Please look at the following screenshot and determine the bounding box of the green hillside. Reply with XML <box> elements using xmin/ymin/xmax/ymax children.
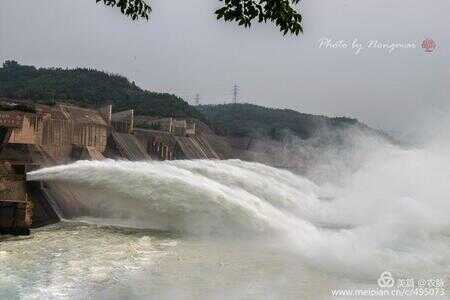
<box><xmin>0</xmin><ymin>60</ymin><xmax>204</xmax><ymax>120</ymax></box>
<box><xmin>197</xmin><ymin>103</ymin><xmax>375</xmax><ymax>139</ymax></box>
<box><xmin>0</xmin><ymin>60</ymin><xmax>391</xmax><ymax>144</ymax></box>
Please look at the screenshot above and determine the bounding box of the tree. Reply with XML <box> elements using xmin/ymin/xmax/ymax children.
<box><xmin>0</xmin><ymin>61</ymin><xmax>208</xmax><ymax>122</ymax></box>
<box><xmin>97</xmin><ymin>0</ymin><xmax>303</xmax><ymax>35</ymax></box>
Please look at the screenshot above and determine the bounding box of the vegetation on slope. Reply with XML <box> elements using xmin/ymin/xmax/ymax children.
<box><xmin>197</xmin><ymin>103</ymin><xmax>367</xmax><ymax>139</ymax></box>
<box><xmin>0</xmin><ymin>60</ymin><xmax>391</xmax><ymax>144</ymax></box>
<box><xmin>0</xmin><ymin>60</ymin><xmax>205</xmax><ymax>121</ymax></box>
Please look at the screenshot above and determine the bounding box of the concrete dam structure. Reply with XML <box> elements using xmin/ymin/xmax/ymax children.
<box><xmin>109</xmin><ymin>131</ymin><xmax>151</xmax><ymax>161</ymax></box>
<box><xmin>134</xmin><ymin>117</ymin><xmax>222</xmax><ymax>160</ymax></box>
<box><xmin>0</xmin><ymin>100</ymin><xmax>225</xmax><ymax>235</ymax></box>
<box><xmin>174</xmin><ymin>136</ymin><xmax>219</xmax><ymax>159</ymax></box>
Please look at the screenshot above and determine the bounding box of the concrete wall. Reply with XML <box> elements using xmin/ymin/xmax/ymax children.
<box><xmin>72</xmin><ymin>124</ymin><xmax>108</xmax><ymax>153</ymax></box>
<box><xmin>41</xmin><ymin>118</ymin><xmax>73</xmax><ymax>147</ymax></box>
<box><xmin>98</xmin><ymin>105</ymin><xmax>112</xmax><ymax>125</ymax></box>
<box><xmin>6</xmin><ymin>109</ymin><xmax>108</xmax><ymax>155</ymax></box>
<box><xmin>8</xmin><ymin>114</ymin><xmax>42</xmax><ymax>145</ymax></box>
<box><xmin>112</xmin><ymin>109</ymin><xmax>134</xmax><ymax>134</ymax></box>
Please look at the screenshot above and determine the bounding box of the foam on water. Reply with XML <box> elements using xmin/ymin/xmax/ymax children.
<box><xmin>27</xmin><ymin>138</ymin><xmax>450</xmax><ymax>282</ymax></box>
<box><xmin>0</xmin><ymin>222</ymin><xmax>177</xmax><ymax>299</ymax></box>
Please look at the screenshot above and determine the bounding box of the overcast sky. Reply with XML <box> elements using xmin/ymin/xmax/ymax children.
<box><xmin>1</xmin><ymin>0</ymin><xmax>449</xmax><ymax>134</ymax></box>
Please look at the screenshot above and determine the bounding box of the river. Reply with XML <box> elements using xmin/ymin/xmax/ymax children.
<box><xmin>1</xmin><ymin>137</ymin><xmax>449</xmax><ymax>299</ymax></box>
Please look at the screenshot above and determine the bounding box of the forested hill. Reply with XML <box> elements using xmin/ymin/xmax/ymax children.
<box><xmin>0</xmin><ymin>60</ymin><xmax>204</xmax><ymax>120</ymax></box>
<box><xmin>0</xmin><ymin>61</ymin><xmax>390</xmax><ymax>143</ymax></box>
<box><xmin>197</xmin><ymin>103</ymin><xmax>389</xmax><ymax>140</ymax></box>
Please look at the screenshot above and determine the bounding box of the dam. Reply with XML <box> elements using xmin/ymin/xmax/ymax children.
<box><xmin>0</xmin><ymin>99</ymin><xmax>222</xmax><ymax>235</ymax></box>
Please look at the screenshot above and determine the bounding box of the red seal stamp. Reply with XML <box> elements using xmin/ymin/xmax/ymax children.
<box><xmin>422</xmin><ymin>38</ymin><xmax>436</xmax><ymax>53</ymax></box>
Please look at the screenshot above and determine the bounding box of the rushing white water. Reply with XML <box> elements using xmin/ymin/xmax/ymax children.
<box><xmin>26</xmin><ymin>139</ymin><xmax>450</xmax><ymax>284</ymax></box>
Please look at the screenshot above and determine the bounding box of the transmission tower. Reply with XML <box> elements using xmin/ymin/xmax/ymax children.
<box><xmin>195</xmin><ymin>93</ymin><xmax>200</xmax><ymax>106</ymax></box>
<box><xmin>232</xmin><ymin>83</ymin><xmax>239</xmax><ymax>104</ymax></box>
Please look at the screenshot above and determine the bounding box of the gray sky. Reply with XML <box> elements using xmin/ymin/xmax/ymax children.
<box><xmin>1</xmin><ymin>0</ymin><xmax>449</xmax><ymax>133</ymax></box>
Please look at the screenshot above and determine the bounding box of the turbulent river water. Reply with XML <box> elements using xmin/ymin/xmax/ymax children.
<box><xmin>1</xmin><ymin>136</ymin><xmax>449</xmax><ymax>299</ymax></box>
